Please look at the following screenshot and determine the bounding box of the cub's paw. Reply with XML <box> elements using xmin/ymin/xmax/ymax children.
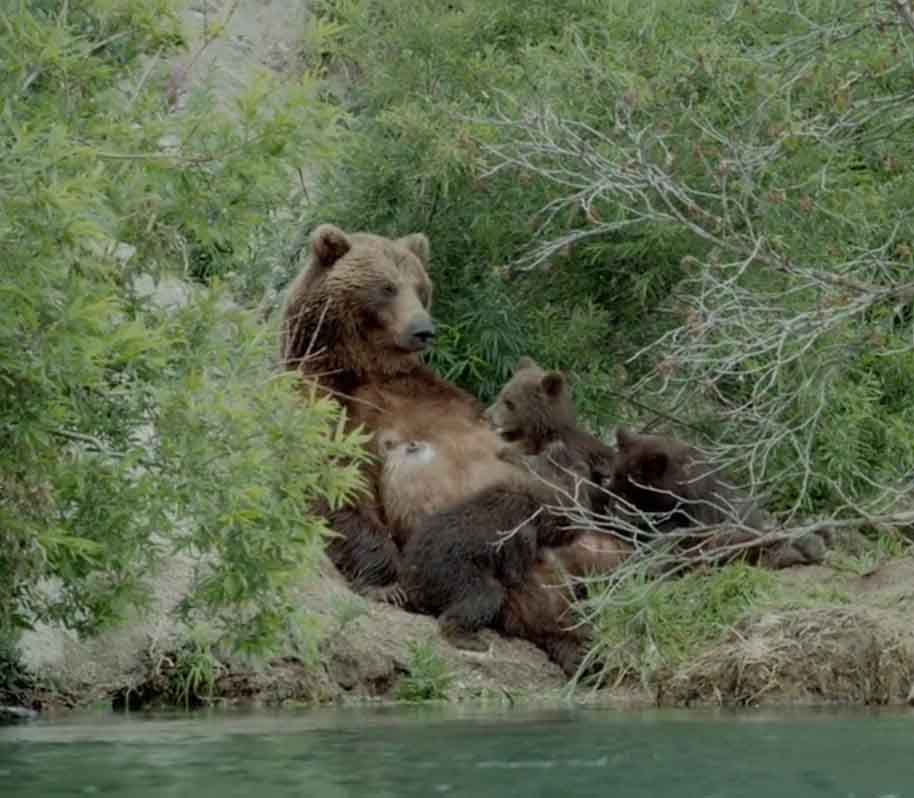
<box><xmin>545</xmin><ymin>637</ymin><xmax>588</xmax><ymax>679</ymax></box>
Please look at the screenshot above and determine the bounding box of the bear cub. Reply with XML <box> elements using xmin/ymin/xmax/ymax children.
<box><xmin>484</xmin><ymin>357</ymin><xmax>617</xmax><ymax>508</ymax></box>
<box><xmin>484</xmin><ymin>356</ymin><xmax>634</xmax><ymax>584</ymax></box>
<box><xmin>393</xmin><ymin>434</ymin><xmax>594</xmax><ymax>652</ymax></box>
<box><xmin>609</xmin><ymin>427</ymin><xmax>829</xmax><ymax>568</ymax></box>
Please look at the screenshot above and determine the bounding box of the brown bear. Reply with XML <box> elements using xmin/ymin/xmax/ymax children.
<box><xmin>609</xmin><ymin>427</ymin><xmax>829</xmax><ymax>568</ymax></box>
<box><xmin>279</xmin><ymin>224</ymin><xmax>628</xmax><ymax>672</ymax></box>
<box><xmin>376</xmin><ymin>427</ymin><xmax>611</xmax><ymax>674</ymax></box>
<box><xmin>485</xmin><ymin>357</ymin><xmax>617</xmax><ymax>486</ymax></box>
<box><xmin>484</xmin><ymin>356</ymin><xmax>634</xmax><ymax>576</ymax></box>
<box><xmin>479</xmin><ymin>358</ymin><xmax>635</xmax><ymax>673</ymax></box>
<box><xmin>389</xmin><ymin>436</ymin><xmax>593</xmax><ymax>655</ymax></box>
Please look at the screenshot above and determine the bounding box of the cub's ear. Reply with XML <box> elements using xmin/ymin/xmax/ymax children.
<box><xmin>398</xmin><ymin>233</ymin><xmax>431</xmax><ymax>268</ymax></box>
<box><xmin>616</xmin><ymin>427</ymin><xmax>636</xmax><ymax>449</ymax></box>
<box><xmin>640</xmin><ymin>451</ymin><xmax>669</xmax><ymax>481</ymax></box>
<box><xmin>311</xmin><ymin>224</ymin><xmax>351</xmax><ymax>270</ymax></box>
<box><xmin>515</xmin><ymin>356</ymin><xmax>539</xmax><ymax>374</ymax></box>
<box><xmin>541</xmin><ymin>371</ymin><xmax>565</xmax><ymax>398</ymax></box>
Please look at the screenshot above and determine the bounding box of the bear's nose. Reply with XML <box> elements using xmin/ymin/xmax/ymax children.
<box><xmin>407</xmin><ymin>318</ymin><xmax>436</xmax><ymax>345</ymax></box>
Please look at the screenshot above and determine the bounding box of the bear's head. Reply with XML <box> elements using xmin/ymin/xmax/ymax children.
<box><xmin>609</xmin><ymin>427</ymin><xmax>697</xmax><ymax>518</ymax></box>
<box><xmin>484</xmin><ymin>356</ymin><xmax>576</xmax><ymax>451</ymax></box>
<box><xmin>610</xmin><ymin>428</ymin><xmax>766</xmax><ymax>531</ymax></box>
<box><xmin>281</xmin><ymin>224</ymin><xmax>434</xmax><ymax>378</ymax></box>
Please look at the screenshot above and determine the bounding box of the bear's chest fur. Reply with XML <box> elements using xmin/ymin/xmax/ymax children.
<box><xmin>348</xmin><ymin>371</ymin><xmax>520</xmax><ymax>536</ymax></box>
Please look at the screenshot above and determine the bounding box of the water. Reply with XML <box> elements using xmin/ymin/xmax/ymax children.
<box><xmin>2</xmin><ymin>704</ymin><xmax>913</xmax><ymax>797</ymax></box>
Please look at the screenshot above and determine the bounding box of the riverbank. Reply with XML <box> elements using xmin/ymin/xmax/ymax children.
<box><xmin>9</xmin><ymin>553</ymin><xmax>914</xmax><ymax>717</ymax></box>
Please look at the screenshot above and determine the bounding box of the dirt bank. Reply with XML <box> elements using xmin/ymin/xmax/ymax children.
<box><xmin>17</xmin><ymin>555</ymin><xmax>914</xmax><ymax>713</ymax></box>
<box><xmin>656</xmin><ymin>558</ymin><xmax>914</xmax><ymax>707</ymax></box>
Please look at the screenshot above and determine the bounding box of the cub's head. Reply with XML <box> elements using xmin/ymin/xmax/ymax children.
<box><xmin>484</xmin><ymin>357</ymin><xmax>575</xmax><ymax>448</ymax></box>
<box><xmin>609</xmin><ymin>428</ymin><xmax>694</xmax><ymax>516</ymax></box>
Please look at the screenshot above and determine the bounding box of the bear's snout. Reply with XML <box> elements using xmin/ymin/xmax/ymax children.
<box><xmin>404</xmin><ymin>317</ymin><xmax>436</xmax><ymax>350</ymax></box>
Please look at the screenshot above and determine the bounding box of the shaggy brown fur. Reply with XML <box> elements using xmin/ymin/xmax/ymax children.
<box><xmin>482</xmin><ymin>359</ymin><xmax>635</xmax><ymax>674</ymax></box>
<box><xmin>280</xmin><ymin>224</ymin><xmax>434</xmax><ymax>383</ymax></box>
<box><xmin>485</xmin><ymin>357</ymin><xmax>617</xmax><ymax>498</ymax></box>
<box><xmin>485</xmin><ymin>356</ymin><xmax>633</xmax><ymax>574</ymax></box>
<box><xmin>375</xmin><ymin>431</ymin><xmax>466</xmax><ymax>548</ymax></box>
<box><xmin>609</xmin><ymin>428</ymin><xmax>829</xmax><ymax>568</ymax></box>
<box><xmin>395</xmin><ymin>439</ymin><xmax>590</xmax><ymax>656</ymax></box>
<box><xmin>279</xmin><ymin>226</ymin><xmax>630</xmax><ymax>672</ymax></box>
<box><xmin>280</xmin><ymin>225</ymin><xmax>519</xmax><ymax>589</ymax></box>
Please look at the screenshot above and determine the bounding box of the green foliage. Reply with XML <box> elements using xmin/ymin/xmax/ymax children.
<box><xmin>303</xmin><ymin>0</ymin><xmax>648</xmax><ymax>410</ymax></box>
<box><xmin>0</xmin><ymin>0</ymin><xmax>365</xmax><ymax>656</ymax></box>
<box><xmin>306</xmin><ymin>0</ymin><xmax>914</xmax><ymax>521</ymax></box>
<box><xmin>167</xmin><ymin>625</ymin><xmax>223</xmax><ymax>709</ymax></box>
<box><xmin>589</xmin><ymin>564</ymin><xmax>776</xmax><ymax>680</ymax></box>
<box><xmin>395</xmin><ymin>640</ymin><xmax>454</xmax><ymax>702</ymax></box>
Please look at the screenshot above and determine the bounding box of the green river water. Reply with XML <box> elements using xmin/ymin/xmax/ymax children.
<box><xmin>1</xmin><ymin>705</ymin><xmax>912</xmax><ymax>797</ymax></box>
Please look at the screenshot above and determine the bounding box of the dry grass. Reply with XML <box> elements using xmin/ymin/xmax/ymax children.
<box><xmin>657</xmin><ymin>606</ymin><xmax>914</xmax><ymax>707</ymax></box>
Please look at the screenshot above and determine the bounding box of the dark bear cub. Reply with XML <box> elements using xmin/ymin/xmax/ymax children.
<box><xmin>609</xmin><ymin>427</ymin><xmax>829</xmax><ymax>568</ymax></box>
<box><xmin>480</xmin><ymin>358</ymin><xmax>634</xmax><ymax>675</ymax></box>
<box><xmin>395</xmin><ymin>437</ymin><xmax>593</xmax><ymax>652</ymax></box>
<box><xmin>484</xmin><ymin>357</ymin><xmax>617</xmax><ymax>507</ymax></box>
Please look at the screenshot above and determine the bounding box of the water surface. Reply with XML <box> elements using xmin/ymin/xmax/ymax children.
<box><xmin>1</xmin><ymin>704</ymin><xmax>912</xmax><ymax>797</ymax></box>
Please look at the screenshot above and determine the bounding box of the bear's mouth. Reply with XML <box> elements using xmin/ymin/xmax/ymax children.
<box><xmin>493</xmin><ymin>425</ymin><xmax>523</xmax><ymax>443</ymax></box>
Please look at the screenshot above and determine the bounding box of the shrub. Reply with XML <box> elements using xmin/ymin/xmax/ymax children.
<box><xmin>0</xmin><ymin>0</ymin><xmax>365</xmax><ymax>656</ymax></box>
<box><xmin>395</xmin><ymin>640</ymin><xmax>454</xmax><ymax>702</ymax></box>
<box><xmin>586</xmin><ymin>564</ymin><xmax>777</xmax><ymax>683</ymax></box>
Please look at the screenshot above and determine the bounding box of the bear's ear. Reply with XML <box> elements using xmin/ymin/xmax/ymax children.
<box><xmin>310</xmin><ymin>224</ymin><xmax>351</xmax><ymax>270</ymax></box>
<box><xmin>616</xmin><ymin>427</ymin><xmax>636</xmax><ymax>449</ymax></box>
<box><xmin>541</xmin><ymin>371</ymin><xmax>565</xmax><ymax>398</ymax></box>
<box><xmin>398</xmin><ymin>233</ymin><xmax>431</xmax><ymax>268</ymax></box>
<box><xmin>640</xmin><ymin>451</ymin><xmax>669</xmax><ymax>481</ymax></box>
<box><xmin>515</xmin><ymin>356</ymin><xmax>539</xmax><ymax>374</ymax></box>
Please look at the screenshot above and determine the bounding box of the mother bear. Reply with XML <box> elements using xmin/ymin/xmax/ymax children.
<box><xmin>279</xmin><ymin>224</ymin><xmax>626</xmax><ymax>673</ymax></box>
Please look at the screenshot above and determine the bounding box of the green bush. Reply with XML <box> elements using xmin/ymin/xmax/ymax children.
<box><xmin>307</xmin><ymin>0</ymin><xmax>914</xmax><ymax>518</ymax></box>
<box><xmin>395</xmin><ymin>639</ymin><xmax>454</xmax><ymax>702</ymax></box>
<box><xmin>587</xmin><ymin>564</ymin><xmax>777</xmax><ymax>681</ymax></box>
<box><xmin>0</xmin><ymin>0</ymin><xmax>366</xmax><ymax>655</ymax></box>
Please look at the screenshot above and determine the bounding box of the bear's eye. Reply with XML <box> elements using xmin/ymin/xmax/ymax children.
<box><xmin>504</xmin><ymin>399</ymin><xmax>515</xmax><ymax>412</ymax></box>
<box><xmin>382</xmin><ymin>282</ymin><xmax>398</xmax><ymax>297</ymax></box>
